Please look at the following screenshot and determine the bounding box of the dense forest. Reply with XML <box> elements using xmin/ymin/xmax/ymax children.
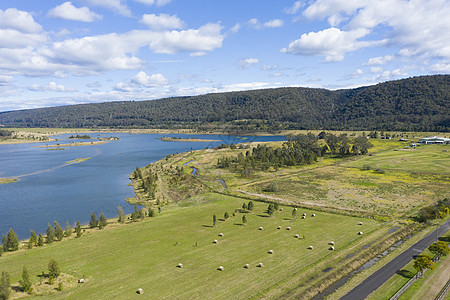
<box><xmin>0</xmin><ymin>75</ymin><xmax>448</xmax><ymax>132</ymax></box>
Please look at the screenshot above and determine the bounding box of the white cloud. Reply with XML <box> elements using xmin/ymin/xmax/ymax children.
<box><xmin>83</xmin><ymin>0</ymin><xmax>130</xmax><ymax>17</ymax></box>
<box><xmin>364</xmin><ymin>55</ymin><xmax>393</xmax><ymax>65</ymax></box>
<box><xmin>87</xmin><ymin>81</ymin><xmax>102</xmax><ymax>88</ymax></box>
<box><xmin>147</xmin><ymin>23</ymin><xmax>224</xmax><ymax>54</ymax></box>
<box><xmin>281</xmin><ymin>27</ymin><xmax>385</xmax><ymax>62</ymax></box>
<box><xmin>430</xmin><ymin>63</ymin><xmax>450</xmax><ymax>73</ymax></box>
<box><xmin>0</xmin><ymin>29</ymin><xmax>47</xmax><ymax>48</ymax></box>
<box><xmin>370</xmin><ymin>66</ymin><xmax>383</xmax><ymax>74</ymax></box>
<box><xmin>263</xmin><ymin>19</ymin><xmax>284</xmax><ymax>28</ymax></box>
<box><xmin>0</xmin><ymin>75</ymin><xmax>12</xmax><ymax>86</ymax></box>
<box><xmin>0</xmin><ymin>8</ymin><xmax>42</xmax><ymax>33</ymax></box>
<box><xmin>284</xmin><ymin>1</ymin><xmax>303</xmax><ymax>14</ymax></box>
<box><xmin>248</xmin><ymin>18</ymin><xmax>284</xmax><ymax>29</ymax></box>
<box><xmin>134</xmin><ymin>0</ymin><xmax>172</xmax><ymax>6</ymax></box>
<box><xmin>131</xmin><ymin>71</ymin><xmax>168</xmax><ymax>87</ymax></box>
<box><xmin>230</xmin><ymin>23</ymin><xmax>241</xmax><ymax>33</ymax></box>
<box><xmin>237</xmin><ymin>58</ymin><xmax>259</xmax><ymax>69</ymax></box>
<box><xmin>140</xmin><ymin>14</ymin><xmax>184</xmax><ymax>31</ymax></box>
<box><xmin>48</xmin><ymin>2</ymin><xmax>102</xmax><ymax>22</ymax></box>
<box><xmin>293</xmin><ymin>0</ymin><xmax>450</xmax><ymax>64</ymax></box>
<box><xmin>28</xmin><ymin>81</ymin><xmax>77</xmax><ymax>92</ymax></box>
<box><xmin>114</xmin><ymin>82</ymin><xmax>140</xmax><ymax>92</ymax></box>
<box><xmin>262</xmin><ymin>64</ymin><xmax>278</xmax><ymax>71</ymax></box>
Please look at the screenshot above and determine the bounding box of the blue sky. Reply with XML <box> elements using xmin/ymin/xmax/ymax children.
<box><xmin>0</xmin><ymin>0</ymin><xmax>449</xmax><ymax>112</ymax></box>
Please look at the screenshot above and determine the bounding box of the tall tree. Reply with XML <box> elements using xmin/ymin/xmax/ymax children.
<box><xmin>89</xmin><ymin>212</ymin><xmax>98</xmax><ymax>228</ymax></box>
<box><xmin>64</xmin><ymin>221</ymin><xmax>72</xmax><ymax>237</ymax></box>
<box><xmin>19</xmin><ymin>266</ymin><xmax>32</xmax><ymax>294</ymax></box>
<box><xmin>48</xmin><ymin>259</ymin><xmax>61</xmax><ymax>278</ymax></box>
<box><xmin>213</xmin><ymin>215</ymin><xmax>217</xmax><ymax>227</ymax></box>
<box><xmin>0</xmin><ymin>271</ymin><xmax>10</xmax><ymax>300</ymax></box>
<box><xmin>54</xmin><ymin>221</ymin><xmax>64</xmax><ymax>241</ymax></box>
<box><xmin>75</xmin><ymin>221</ymin><xmax>82</xmax><ymax>238</ymax></box>
<box><xmin>6</xmin><ymin>228</ymin><xmax>19</xmax><ymax>251</ymax></box>
<box><xmin>37</xmin><ymin>234</ymin><xmax>44</xmax><ymax>247</ymax></box>
<box><xmin>98</xmin><ymin>213</ymin><xmax>107</xmax><ymax>229</ymax></box>
<box><xmin>29</xmin><ymin>230</ymin><xmax>37</xmax><ymax>249</ymax></box>
<box><xmin>247</xmin><ymin>201</ymin><xmax>254</xmax><ymax>211</ymax></box>
<box><xmin>428</xmin><ymin>241</ymin><xmax>450</xmax><ymax>257</ymax></box>
<box><xmin>413</xmin><ymin>255</ymin><xmax>435</xmax><ymax>277</ymax></box>
<box><xmin>46</xmin><ymin>224</ymin><xmax>55</xmax><ymax>243</ymax></box>
<box><xmin>117</xmin><ymin>206</ymin><xmax>125</xmax><ymax>223</ymax></box>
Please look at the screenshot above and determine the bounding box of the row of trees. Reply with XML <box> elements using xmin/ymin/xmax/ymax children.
<box><xmin>413</xmin><ymin>240</ymin><xmax>449</xmax><ymax>276</ymax></box>
<box><xmin>217</xmin><ymin>133</ymin><xmax>371</xmax><ymax>176</ymax></box>
<box><xmin>133</xmin><ymin>167</ymin><xmax>158</xmax><ymax>199</ymax></box>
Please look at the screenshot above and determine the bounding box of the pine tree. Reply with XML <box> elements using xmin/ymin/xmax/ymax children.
<box><xmin>213</xmin><ymin>214</ymin><xmax>217</xmax><ymax>227</ymax></box>
<box><xmin>46</xmin><ymin>224</ymin><xmax>55</xmax><ymax>243</ymax></box>
<box><xmin>131</xmin><ymin>204</ymin><xmax>139</xmax><ymax>221</ymax></box>
<box><xmin>274</xmin><ymin>202</ymin><xmax>279</xmax><ymax>211</ymax></box>
<box><xmin>98</xmin><ymin>213</ymin><xmax>107</xmax><ymax>229</ymax></box>
<box><xmin>247</xmin><ymin>201</ymin><xmax>254</xmax><ymax>211</ymax></box>
<box><xmin>48</xmin><ymin>259</ymin><xmax>60</xmax><ymax>278</ymax></box>
<box><xmin>64</xmin><ymin>221</ymin><xmax>72</xmax><ymax>237</ymax></box>
<box><xmin>148</xmin><ymin>208</ymin><xmax>155</xmax><ymax>217</ymax></box>
<box><xmin>75</xmin><ymin>222</ymin><xmax>82</xmax><ymax>238</ymax></box>
<box><xmin>0</xmin><ymin>271</ymin><xmax>10</xmax><ymax>300</ymax></box>
<box><xmin>7</xmin><ymin>228</ymin><xmax>19</xmax><ymax>251</ymax></box>
<box><xmin>242</xmin><ymin>202</ymin><xmax>248</xmax><ymax>211</ymax></box>
<box><xmin>2</xmin><ymin>235</ymin><xmax>7</xmax><ymax>252</ymax></box>
<box><xmin>29</xmin><ymin>230</ymin><xmax>37</xmax><ymax>249</ymax></box>
<box><xmin>292</xmin><ymin>208</ymin><xmax>297</xmax><ymax>220</ymax></box>
<box><xmin>139</xmin><ymin>208</ymin><xmax>145</xmax><ymax>220</ymax></box>
<box><xmin>19</xmin><ymin>266</ymin><xmax>32</xmax><ymax>293</ymax></box>
<box><xmin>224</xmin><ymin>212</ymin><xmax>229</xmax><ymax>219</ymax></box>
<box><xmin>54</xmin><ymin>221</ymin><xmax>64</xmax><ymax>241</ymax></box>
<box><xmin>37</xmin><ymin>234</ymin><xmax>44</xmax><ymax>247</ymax></box>
<box><xmin>267</xmin><ymin>204</ymin><xmax>275</xmax><ymax>217</ymax></box>
<box><xmin>117</xmin><ymin>206</ymin><xmax>125</xmax><ymax>223</ymax></box>
<box><xmin>242</xmin><ymin>215</ymin><xmax>247</xmax><ymax>224</ymax></box>
<box><xmin>89</xmin><ymin>212</ymin><xmax>98</xmax><ymax>228</ymax></box>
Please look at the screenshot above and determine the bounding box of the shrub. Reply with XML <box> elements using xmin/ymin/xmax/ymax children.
<box><xmin>48</xmin><ymin>259</ymin><xmax>60</xmax><ymax>278</ymax></box>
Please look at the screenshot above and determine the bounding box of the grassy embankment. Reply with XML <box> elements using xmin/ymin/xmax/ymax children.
<box><xmin>0</xmin><ymin>178</ymin><xmax>16</xmax><ymax>184</ymax></box>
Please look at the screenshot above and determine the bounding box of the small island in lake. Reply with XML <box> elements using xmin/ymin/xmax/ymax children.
<box><xmin>158</xmin><ymin>136</ymin><xmax>220</xmax><ymax>142</ymax></box>
<box><xmin>0</xmin><ymin>178</ymin><xmax>17</xmax><ymax>184</ymax></box>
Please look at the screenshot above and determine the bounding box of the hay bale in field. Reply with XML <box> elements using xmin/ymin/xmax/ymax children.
<box><xmin>329</xmin><ymin>246</ymin><xmax>335</xmax><ymax>250</ymax></box>
<box><xmin>78</xmin><ymin>279</ymin><xmax>85</xmax><ymax>283</ymax></box>
<box><xmin>218</xmin><ymin>266</ymin><xmax>224</xmax><ymax>271</ymax></box>
<box><xmin>218</xmin><ymin>233</ymin><xmax>224</xmax><ymax>237</ymax></box>
<box><xmin>280</xmin><ymin>208</ymin><xmax>283</xmax><ymax>211</ymax></box>
<box><xmin>312</xmin><ymin>213</ymin><xmax>316</xmax><ymax>217</ymax></box>
<box><xmin>244</xmin><ymin>264</ymin><xmax>250</xmax><ymax>269</ymax></box>
<box><xmin>358</xmin><ymin>222</ymin><xmax>363</xmax><ymax>225</ymax></box>
<box><xmin>286</xmin><ymin>227</ymin><xmax>291</xmax><ymax>230</ymax></box>
<box><xmin>277</xmin><ymin>226</ymin><xmax>282</xmax><ymax>229</ymax></box>
<box><xmin>137</xmin><ymin>288</ymin><xmax>144</xmax><ymax>294</ymax></box>
<box><xmin>358</xmin><ymin>231</ymin><xmax>363</xmax><ymax>235</ymax></box>
<box><xmin>302</xmin><ymin>213</ymin><xmax>306</xmax><ymax>216</ymax></box>
<box><xmin>213</xmin><ymin>239</ymin><xmax>218</xmax><ymax>244</ymax></box>
<box><xmin>294</xmin><ymin>208</ymin><xmax>297</xmax><ymax>211</ymax></box>
<box><xmin>259</xmin><ymin>227</ymin><xmax>263</xmax><ymax>230</ymax></box>
<box><xmin>177</xmin><ymin>263</ymin><xmax>183</xmax><ymax>268</ymax></box>
<box><xmin>329</xmin><ymin>241</ymin><xmax>334</xmax><ymax>245</ymax></box>
<box><xmin>301</xmin><ymin>215</ymin><xmax>306</xmax><ymax>219</ymax></box>
<box><xmin>268</xmin><ymin>250</ymin><xmax>274</xmax><ymax>254</ymax></box>
<box><xmin>295</xmin><ymin>234</ymin><xmax>299</xmax><ymax>238</ymax></box>
<box><xmin>307</xmin><ymin>245</ymin><xmax>313</xmax><ymax>249</ymax></box>
<box><xmin>257</xmin><ymin>263</ymin><xmax>264</xmax><ymax>268</ymax></box>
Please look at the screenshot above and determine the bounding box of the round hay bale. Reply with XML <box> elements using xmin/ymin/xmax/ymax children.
<box><xmin>244</xmin><ymin>264</ymin><xmax>250</xmax><ymax>269</ymax></box>
<box><xmin>358</xmin><ymin>222</ymin><xmax>363</xmax><ymax>225</ymax></box>
<box><xmin>259</xmin><ymin>227</ymin><xmax>264</xmax><ymax>230</ymax></box>
<box><xmin>257</xmin><ymin>263</ymin><xmax>264</xmax><ymax>268</ymax></box>
<box><xmin>78</xmin><ymin>279</ymin><xmax>85</xmax><ymax>283</ymax></box>
<box><xmin>218</xmin><ymin>266</ymin><xmax>224</xmax><ymax>271</ymax></box>
<box><xmin>312</xmin><ymin>213</ymin><xmax>316</xmax><ymax>217</ymax></box>
<box><xmin>294</xmin><ymin>208</ymin><xmax>297</xmax><ymax>211</ymax></box>
<box><xmin>302</xmin><ymin>213</ymin><xmax>306</xmax><ymax>216</ymax></box>
<box><xmin>301</xmin><ymin>215</ymin><xmax>306</xmax><ymax>219</ymax></box>
<box><xmin>218</xmin><ymin>233</ymin><xmax>224</xmax><ymax>237</ymax></box>
<box><xmin>213</xmin><ymin>239</ymin><xmax>218</xmax><ymax>244</ymax></box>
<box><xmin>286</xmin><ymin>227</ymin><xmax>291</xmax><ymax>230</ymax></box>
<box><xmin>358</xmin><ymin>231</ymin><xmax>363</xmax><ymax>235</ymax></box>
<box><xmin>329</xmin><ymin>246</ymin><xmax>335</xmax><ymax>250</ymax></box>
<box><xmin>177</xmin><ymin>263</ymin><xmax>183</xmax><ymax>268</ymax></box>
<box><xmin>277</xmin><ymin>226</ymin><xmax>282</xmax><ymax>230</ymax></box>
<box><xmin>137</xmin><ymin>288</ymin><xmax>144</xmax><ymax>294</ymax></box>
<box><xmin>307</xmin><ymin>245</ymin><xmax>313</xmax><ymax>250</ymax></box>
<box><xmin>295</xmin><ymin>234</ymin><xmax>299</xmax><ymax>238</ymax></box>
<box><xmin>268</xmin><ymin>250</ymin><xmax>274</xmax><ymax>254</ymax></box>
<box><xmin>329</xmin><ymin>241</ymin><xmax>335</xmax><ymax>245</ymax></box>
<box><xmin>280</xmin><ymin>208</ymin><xmax>283</xmax><ymax>211</ymax></box>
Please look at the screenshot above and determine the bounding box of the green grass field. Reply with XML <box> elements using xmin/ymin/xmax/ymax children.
<box><xmin>1</xmin><ymin>194</ymin><xmax>381</xmax><ymax>299</ymax></box>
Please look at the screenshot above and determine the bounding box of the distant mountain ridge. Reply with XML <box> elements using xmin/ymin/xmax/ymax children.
<box><xmin>0</xmin><ymin>75</ymin><xmax>448</xmax><ymax>132</ymax></box>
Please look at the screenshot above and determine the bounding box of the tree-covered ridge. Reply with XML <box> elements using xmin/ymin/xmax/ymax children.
<box><xmin>0</xmin><ymin>75</ymin><xmax>448</xmax><ymax>131</ymax></box>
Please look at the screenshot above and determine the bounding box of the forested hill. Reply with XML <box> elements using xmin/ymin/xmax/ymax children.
<box><xmin>0</xmin><ymin>75</ymin><xmax>448</xmax><ymax>132</ymax></box>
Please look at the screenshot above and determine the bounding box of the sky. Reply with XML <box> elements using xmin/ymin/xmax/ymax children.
<box><xmin>0</xmin><ymin>0</ymin><xmax>449</xmax><ymax>112</ymax></box>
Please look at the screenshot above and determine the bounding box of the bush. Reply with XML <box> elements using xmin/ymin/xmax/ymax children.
<box><xmin>48</xmin><ymin>259</ymin><xmax>60</xmax><ymax>278</ymax></box>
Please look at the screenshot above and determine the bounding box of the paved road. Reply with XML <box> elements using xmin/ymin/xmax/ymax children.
<box><xmin>340</xmin><ymin>219</ymin><xmax>450</xmax><ymax>300</ymax></box>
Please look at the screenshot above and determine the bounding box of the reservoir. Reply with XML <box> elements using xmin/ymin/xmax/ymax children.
<box><xmin>0</xmin><ymin>133</ymin><xmax>285</xmax><ymax>239</ymax></box>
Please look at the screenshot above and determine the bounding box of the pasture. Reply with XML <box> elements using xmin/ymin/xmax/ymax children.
<box><xmin>0</xmin><ymin>195</ymin><xmax>381</xmax><ymax>299</ymax></box>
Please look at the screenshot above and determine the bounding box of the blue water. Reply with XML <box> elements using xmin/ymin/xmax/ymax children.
<box><xmin>0</xmin><ymin>133</ymin><xmax>285</xmax><ymax>239</ymax></box>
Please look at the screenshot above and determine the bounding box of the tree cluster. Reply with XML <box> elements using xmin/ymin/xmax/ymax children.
<box><xmin>417</xmin><ymin>198</ymin><xmax>450</xmax><ymax>222</ymax></box>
